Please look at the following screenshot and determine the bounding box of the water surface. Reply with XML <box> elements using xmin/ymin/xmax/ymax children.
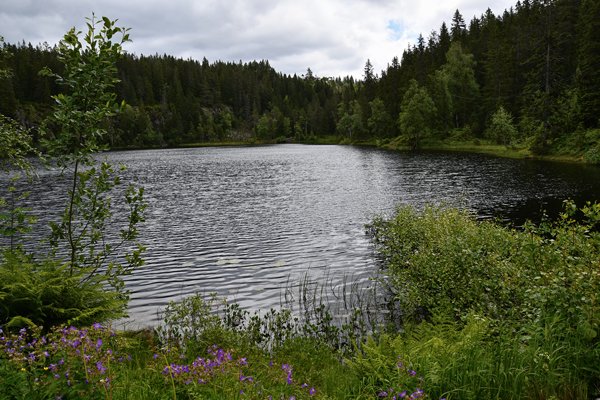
<box><xmin>5</xmin><ymin>145</ymin><xmax>600</xmax><ymax>326</ymax></box>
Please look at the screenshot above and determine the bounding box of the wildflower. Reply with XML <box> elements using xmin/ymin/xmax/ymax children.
<box><xmin>95</xmin><ymin>338</ymin><xmax>103</xmax><ymax>349</ymax></box>
<box><xmin>309</xmin><ymin>387</ymin><xmax>316</xmax><ymax>396</ymax></box>
<box><xmin>92</xmin><ymin>322</ymin><xmax>103</xmax><ymax>330</ymax></box>
<box><xmin>301</xmin><ymin>383</ymin><xmax>308</xmax><ymax>388</ymax></box>
<box><xmin>238</xmin><ymin>357</ymin><xmax>248</xmax><ymax>366</ymax></box>
<box><xmin>408</xmin><ymin>369</ymin><xmax>417</xmax><ymax>376</ymax></box>
<box><xmin>399</xmin><ymin>391</ymin><xmax>407</xmax><ymax>398</ymax></box>
<box><xmin>378</xmin><ymin>391</ymin><xmax>388</xmax><ymax>397</ymax></box>
<box><xmin>96</xmin><ymin>361</ymin><xmax>107</xmax><ymax>374</ymax></box>
<box><xmin>153</xmin><ymin>353</ymin><xmax>159</xmax><ymax>359</ymax></box>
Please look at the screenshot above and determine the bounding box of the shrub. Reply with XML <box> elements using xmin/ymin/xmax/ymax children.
<box><xmin>368</xmin><ymin>202</ymin><xmax>600</xmax><ymax>398</ymax></box>
<box><xmin>485</xmin><ymin>106</ymin><xmax>518</xmax><ymax>145</ymax></box>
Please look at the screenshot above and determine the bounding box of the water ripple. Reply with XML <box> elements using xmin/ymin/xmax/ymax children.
<box><xmin>2</xmin><ymin>145</ymin><xmax>599</xmax><ymax>328</ymax></box>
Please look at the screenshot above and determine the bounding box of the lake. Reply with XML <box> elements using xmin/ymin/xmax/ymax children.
<box><xmin>5</xmin><ymin>145</ymin><xmax>600</xmax><ymax>327</ymax></box>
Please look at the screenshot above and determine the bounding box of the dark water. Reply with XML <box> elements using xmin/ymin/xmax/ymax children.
<box><xmin>3</xmin><ymin>145</ymin><xmax>600</xmax><ymax>327</ymax></box>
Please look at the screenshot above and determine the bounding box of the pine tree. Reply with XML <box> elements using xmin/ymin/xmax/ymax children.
<box><xmin>451</xmin><ymin>9</ymin><xmax>467</xmax><ymax>42</ymax></box>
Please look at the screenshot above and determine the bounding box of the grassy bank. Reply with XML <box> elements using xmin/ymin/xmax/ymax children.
<box><xmin>162</xmin><ymin>133</ymin><xmax>599</xmax><ymax>166</ymax></box>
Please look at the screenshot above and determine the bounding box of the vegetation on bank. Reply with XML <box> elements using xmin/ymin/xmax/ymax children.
<box><xmin>1</xmin><ymin>201</ymin><xmax>598</xmax><ymax>399</ymax></box>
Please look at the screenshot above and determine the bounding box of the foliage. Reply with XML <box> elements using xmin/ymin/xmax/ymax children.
<box><xmin>369</xmin><ymin>202</ymin><xmax>600</xmax><ymax>398</ymax></box>
<box><xmin>0</xmin><ymin>250</ymin><xmax>130</xmax><ymax>329</ymax></box>
<box><xmin>156</xmin><ymin>285</ymin><xmax>377</xmax><ymax>358</ymax></box>
<box><xmin>40</xmin><ymin>16</ymin><xmax>144</xmax><ymax>324</ymax></box>
<box><xmin>40</xmin><ymin>15</ymin><xmax>130</xmax><ymax>163</ymax></box>
<box><xmin>485</xmin><ymin>106</ymin><xmax>518</xmax><ymax>145</ymax></box>
<box><xmin>0</xmin><ymin>16</ymin><xmax>145</xmax><ymax>330</ymax></box>
<box><xmin>0</xmin><ymin>115</ymin><xmax>36</xmax><ymax>173</ymax></box>
<box><xmin>348</xmin><ymin>334</ymin><xmax>429</xmax><ymax>399</ymax></box>
<box><xmin>441</xmin><ymin>42</ymin><xmax>479</xmax><ymax>130</ymax></box>
<box><xmin>0</xmin><ymin>323</ymin><xmax>338</xmax><ymax>400</ymax></box>
<box><xmin>0</xmin><ymin>323</ymin><xmax>130</xmax><ymax>399</ymax></box>
<box><xmin>337</xmin><ymin>100</ymin><xmax>363</xmax><ymax>139</ymax></box>
<box><xmin>368</xmin><ymin>97</ymin><xmax>393</xmax><ymax>138</ymax></box>
<box><xmin>398</xmin><ymin>80</ymin><xmax>437</xmax><ymax>150</ymax></box>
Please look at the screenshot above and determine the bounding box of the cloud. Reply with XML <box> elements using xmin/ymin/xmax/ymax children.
<box><xmin>0</xmin><ymin>0</ymin><xmax>517</xmax><ymax>78</ymax></box>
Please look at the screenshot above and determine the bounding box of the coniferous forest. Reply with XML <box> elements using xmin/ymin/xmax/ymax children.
<box><xmin>1</xmin><ymin>0</ymin><xmax>600</xmax><ymax>160</ymax></box>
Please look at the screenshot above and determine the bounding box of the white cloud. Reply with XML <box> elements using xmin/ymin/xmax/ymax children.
<box><xmin>0</xmin><ymin>0</ymin><xmax>517</xmax><ymax>78</ymax></box>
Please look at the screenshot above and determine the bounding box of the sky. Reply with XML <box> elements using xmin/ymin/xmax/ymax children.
<box><xmin>1</xmin><ymin>0</ymin><xmax>517</xmax><ymax>78</ymax></box>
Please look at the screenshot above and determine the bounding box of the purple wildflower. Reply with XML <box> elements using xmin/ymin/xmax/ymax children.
<box><xmin>96</xmin><ymin>361</ymin><xmax>107</xmax><ymax>374</ymax></box>
<box><xmin>309</xmin><ymin>387</ymin><xmax>316</xmax><ymax>396</ymax></box>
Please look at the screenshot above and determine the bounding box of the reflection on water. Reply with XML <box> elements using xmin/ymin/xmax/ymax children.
<box><xmin>2</xmin><ymin>145</ymin><xmax>599</xmax><ymax>327</ymax></box>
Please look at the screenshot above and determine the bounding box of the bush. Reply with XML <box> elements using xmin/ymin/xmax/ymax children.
<box><xmin>485</xmin><ymin>106</ymin><xmax>518</xmax><ymax>145</ymax></box>
<box><xmin>368</xmin><ymin>202</ymin><xmax>600</xmax><ymax>398</ymax></box>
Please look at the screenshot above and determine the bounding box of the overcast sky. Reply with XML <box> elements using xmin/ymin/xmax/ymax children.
<box><xmin>1</xmin><ymin>0</ymin><xmax>517</xmax><ymax>78</ymax></box>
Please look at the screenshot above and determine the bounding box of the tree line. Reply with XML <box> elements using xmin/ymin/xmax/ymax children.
<box><xmin>0</xmin><ymin>0</ymin><xmax>599</xmax><ymax>156</ymax></box>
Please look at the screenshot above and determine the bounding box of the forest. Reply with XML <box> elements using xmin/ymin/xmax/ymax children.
<box><xmin>1</xmin><ymin>0</ymin><xmax>600</xmax><ymax>160</ymax></box>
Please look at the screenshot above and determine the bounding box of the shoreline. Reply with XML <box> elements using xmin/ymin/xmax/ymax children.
<box><xmin>113</xmin><ymin>137</ymin><xmax>592</xmax><ymax>165</ymax></box>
